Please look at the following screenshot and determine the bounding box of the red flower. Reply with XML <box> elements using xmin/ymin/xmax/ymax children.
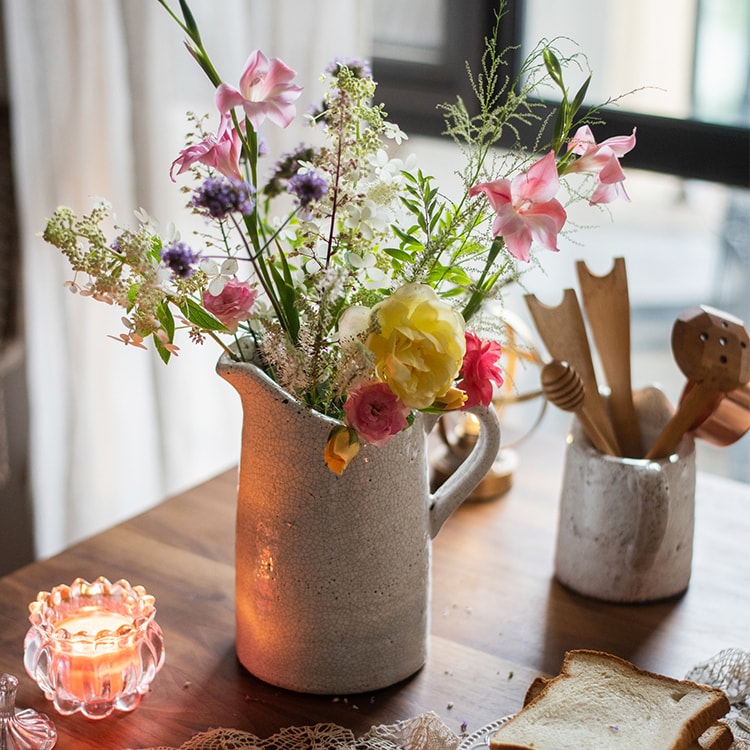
<box><xmin>457</xmin><ymin>331</ymin><xmax>504</xmax><ymax>409</ymax></box>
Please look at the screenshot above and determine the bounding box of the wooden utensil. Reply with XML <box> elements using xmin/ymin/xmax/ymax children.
<box><xmin>541</xmin><ymin>360</ymin><xmax>618</xmax><ymax>455</ymax></box>
<box><xmin>576</xmin><ymin>258</ymin><xmax>642</xmax><ymax>458</ymax></box>
<box><xmin>645</xmin><ymin>305</ymin><xmax>750</xmax><ymax>459</ymax></box>
<box><xmin>681</xmin><ymin>380</ymin><xmax>750</xmax><ymax>448</ymax></box>
<box><xmin>526</xmin><ymin>289</ymin><xmax>622</xmax><ymax>455</ymax></box>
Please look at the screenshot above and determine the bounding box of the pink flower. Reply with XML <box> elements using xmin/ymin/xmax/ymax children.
<box><xmin>215</xmin><ymin>50</ymin><xmax>303</xmax><ymax>131</ymax></box>
<box><xmin>343</xmin><ymin>381</ymin><xmax>411</xmax><ymax>447</ymax></box>
<box><xmin>170</xmin><ymin>114</ymin><xmax>243</xmax><ymax>182</ymax></box>
<box><xmin>457</xmin><ymin>331</ymin><xmax>504</xmax><ymax>409</ymax></box>
<box><xmin>469</xmin><ymin>151</ymin><xmax>567</xmax><ymax>262</ymax></box>
<box><xmin>565</xmin><ymin>125</ymin><xmax>637</xmax><ymax>205</ymax></box>
<box><xmin>202</xmin><ymin>278</ymin><xmax>257</xmax><ymax>333</ymax></box>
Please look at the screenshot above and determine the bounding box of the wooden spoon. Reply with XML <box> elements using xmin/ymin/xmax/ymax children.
<box><xmin>541</xmin><ymin>360</ymin><xmax>618</xmax><ymax>455</ymax></box>
<box><xmin>645</xmin><ymin>306</ymin><xmax>750</xmax><ymax>459</ymax></box>
<box><xmin>576</xmin><ymin>258</ymin><xmax>642</xmax><ymax>458</ymax></box>
<box><xmin>526</xmin><ymin>289</ymin><xmax>622</xmax><ymax>455</ymax></box>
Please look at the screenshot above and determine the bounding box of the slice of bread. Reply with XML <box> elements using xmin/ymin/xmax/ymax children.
<box><xmin>521</xmin><ymin>676</ymin><xmax>732</xmax><ymax>750</ymax></box>
<box><xmin>695</xmin><ymin>723</ymin><xmax>733</xmax><ymax>750</ymax></box>
<box><xmin>489</xmin><ymin>650</ymin><xmax>730</xmax><ymax>750</ymax></box>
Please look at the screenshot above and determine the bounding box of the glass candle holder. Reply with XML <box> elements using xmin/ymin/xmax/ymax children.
<box><xmin>23</xmin><ymin>577</ymin><xmax>165</xmax><ymax>720</ymax></box>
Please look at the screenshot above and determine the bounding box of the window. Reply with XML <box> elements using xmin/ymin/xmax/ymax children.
<box><xmin>373</xmin><ymin>0</ymin><xmax>750</xmax><ymax>187</ymax></box>
<box><xmin>373</xmin><ymin>1</ymin><xmax>750</xmax><ymax>482</ymax></box>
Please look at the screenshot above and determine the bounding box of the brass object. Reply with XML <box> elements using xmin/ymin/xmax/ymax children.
<box><xmin>430</xmin><ymin>414</ymin><xmax>517</xmax><ymax>502</ymax></box>
<box><xmin>429</xmin><ymin>310</ymin><xmax>545</xmax><ymax>503</ymax></box>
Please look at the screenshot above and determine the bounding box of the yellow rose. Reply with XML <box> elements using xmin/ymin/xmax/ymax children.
<box><xmin>367</xmin><ymin>283</ymin><xmax>466</xmax><ymax>409</ymax></box>
<box><xmin>324</xmin><ymin>425</ymin><xmax>360</xmax><ymax>474</ymax></box>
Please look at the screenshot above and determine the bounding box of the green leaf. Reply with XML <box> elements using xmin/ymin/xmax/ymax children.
<box><xmin>392</xmin><ymin>226</ymin><xmax>423</xmax><ymax>247</ymax></box>
<box><xmin>570</xmin><ymin>74</ymin><xmax>592</xmax><ymax>117</ymax></box>
<box><xmin>399</xmin><ymin>196</ymin><xmax>421</xmax><ymax>216</ymax></box>
<box><xmin>153</xmin><ymin>334</ymin><xmax>173</xmax><ymax>365</ymax></box>
<box><xmin>268</xmin><ymin>256</ymin><xmax>300</xmax><ymax>342</ymax></box>
<box><xmin>543</xmin><ymin>48</ymin><xmax>565</xmax><ymax>89</ymax></box>
<box><xmin>178</xmin><ymin>298</ymin><xmax>227</xmax><ymax>331</ymax></box>
<box><xmin>384</xmin><ymin>246</ymin><xmax>414</xmax><ymax>263</ymax></box>
<box><xmin>550</xmin><ymin>104</ymin><xmax>568</xmax><ymax>152</ymax></box>
<box><xmin>428</xmin><ymin>205</ymin><xmax>445</xmax><ymax>233</ymax></box>
<box><xmin>157</xmin><ymin>300</ymin><xmax>176</xmax><ymax>341</ymax></box>
<box><xmin>178</xmin><ymin>0</ymin><xmax>202</xmax><ymax>43</ymax></box>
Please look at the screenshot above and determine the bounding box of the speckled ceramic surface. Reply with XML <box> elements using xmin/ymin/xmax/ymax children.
<box><xmin>555</xmin><ymin>386</ymin><xmax>696</xmax><ymax>603</ymax></box>
<box><xmin>217</xmin><ymin>348</ymin><xmax>501</xmax><ymax>694</ymax></box>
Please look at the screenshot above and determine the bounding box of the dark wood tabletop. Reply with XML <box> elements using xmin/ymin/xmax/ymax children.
<box><xmin>0</xmin><ymin>432</ymin><xmax>747</xmax><ymax>749</ymax></box>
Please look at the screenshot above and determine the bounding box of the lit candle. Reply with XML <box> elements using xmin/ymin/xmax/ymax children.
<box><xmin>54</xmin><ymin>608</ymin><xmax>138</xmax><ymax>703</ymax></box>
<box><xmin>24</xmin><ymin>577</ymin><xmax>165</xmax><ymax>719</ymax></box>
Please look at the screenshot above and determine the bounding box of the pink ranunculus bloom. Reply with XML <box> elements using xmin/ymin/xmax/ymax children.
<box><xmin>565</xmin><ymin>125</ymin><xmax>637</xmax><ymax>205</ymax></box>
<box><xmin>343</xmin><ymin>381</ymin><xmax>411</xmax><ymax>447</ymax></box>
<box><xmin>457</xmin><ymin>331</ymin><xmax>504</xmax><ymax>409</ymax></box>
<box><xmin>202</xmin><ymin>277</ymin><xmax>257</xmax><ymax>333</ymax></box>
<box><xmin>215</xmin><ymin>49</ymin><xmax>303</xmax><ymax>131</ymax></box>
<box><xmin>170</xmin><ymin>114</ymin><xmax>243</xmax><ymax>182</ymax></box>
<box><xmin>469</xmin><ymin>150</ymin><xmax>567</xmax><ymax>262</ymax></box>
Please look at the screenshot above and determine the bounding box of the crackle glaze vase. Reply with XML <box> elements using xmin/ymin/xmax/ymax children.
<box><xmin>217</xmin><ymin>343</ymin><xmax>501</xmax><ymax>694</ymax></box>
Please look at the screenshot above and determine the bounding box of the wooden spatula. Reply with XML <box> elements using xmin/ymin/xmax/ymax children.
<box><xmin>576</xmin><ymin>258</ymin><xmax>642</xmax><ymax>458</ymax></box>
<box><xmin>526</xmin><ymin>289</ymin><xmax>622</xmax><ymax>455</ymax></box>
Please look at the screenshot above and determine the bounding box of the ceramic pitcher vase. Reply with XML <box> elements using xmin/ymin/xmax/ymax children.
<box><xmin>217</xmin><ymin>345</ymin><xmax>501</xmax><ymax>694</ymax></box>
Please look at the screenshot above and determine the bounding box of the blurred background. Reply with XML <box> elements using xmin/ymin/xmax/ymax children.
<box><xmin>0</xmin><ymin>0</ymin><xmax>747</xmax><ymax>573</ymax></box>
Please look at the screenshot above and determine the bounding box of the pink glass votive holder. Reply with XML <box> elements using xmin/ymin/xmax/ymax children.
<box><xmin>23</xmin><ymin>577</ymin><xmax>165</xmax><ymax>720</ymax></box>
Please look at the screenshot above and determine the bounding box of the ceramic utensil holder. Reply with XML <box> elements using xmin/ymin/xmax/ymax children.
<box><xmin>554</xmin><ymin>386</ymin><xmax>696</xmax><ymax>602</ymax></box>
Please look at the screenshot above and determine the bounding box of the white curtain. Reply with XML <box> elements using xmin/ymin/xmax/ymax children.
<box><xmin>3</xmin><ymin>0</ymin><xmax>372</xmax><ymax>559</ymax></box>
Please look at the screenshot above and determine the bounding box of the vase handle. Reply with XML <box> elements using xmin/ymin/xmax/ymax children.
<box><xmin>428</xmin><ymin>404</ymin><xmax>501</xmax><ymax>538</ymax></box>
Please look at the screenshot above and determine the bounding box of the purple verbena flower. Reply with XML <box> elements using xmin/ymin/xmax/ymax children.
<box><xmin>326</xmin><ymin>56</ymin><xmax>372</xmax><ymax>79</ymax></box>
<box><xmin>191</xmin><ymin>177</ymin><xmax>256</xmax><ymax>220</ymax></box>
<box><xmin>263</xmin><ymin>144</ymin><xmax>318</xmax><ymax>198</ymax></box>
<box><xmin>257</xmin><ymin>135</ymin><xmax>269</xmax><ymax>158</ymax></box>
<box><xmin>161</xmin><ymin>241</ymin><xmax>200</xmax><ymax>279</ymax></box>
<box><xmin>288</xmin><ymin>171</ymin><xmax>328</xmax><ymax>208</ymax></box>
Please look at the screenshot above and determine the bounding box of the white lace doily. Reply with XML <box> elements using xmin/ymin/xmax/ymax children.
<box><xmin>133</xmin><ymin>650</ymin><xmax>749</xmax><ymax>750</ymax></box>
<box><xmin>133</xmin><ymin>711</ymin><xmax>460</xmax><ymax>750</ymax></box>
<box><xmin>686</xmin><ymin>647</ymin><xmax>750</xmax><ymax>750</ymax></box>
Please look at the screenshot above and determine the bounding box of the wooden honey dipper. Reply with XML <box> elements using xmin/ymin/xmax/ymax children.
<box><xmin>541</xmin><ymin>360</ymin><xmax>618</xmax><ymax>456</ymax></box>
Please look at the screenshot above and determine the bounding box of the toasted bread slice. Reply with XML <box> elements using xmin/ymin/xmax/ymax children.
<box><xmin>489</xmin><ymin>650</ymin><xmax>730</xmax><ymax>750</ymax></box>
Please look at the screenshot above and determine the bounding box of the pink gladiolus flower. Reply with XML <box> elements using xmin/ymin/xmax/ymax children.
<box><xmin>457</xmin><ymin>331</ymin><xmax>504</xmax><ymax>409</ymax></box>
<box><xmin>343</xmin><ymin>381</ymin><xmax>411</xmax><ymax>447</ymax></box>
<box><xmin>469</xmin><ymin>151</ymin><xmax>567</xmax><ymax>262</ymax></box>
<box><xmin>215</xmin><ymin>50</ymin><xmax>303</xmax><ymax>131</ymax></box>
<box><xmin>170</xmin><ymin>114</ymin><xmax>243</xmax><ymax>182</ymax></box>
<box><xmin>565</xmin><ymin>125</ymin><xmax>637</xmax><ymax>205</ymax></box>
<box><xmin>202</xmin><ymin>278</ymin><xmax>257</xmax><ymax>333</ymax></box>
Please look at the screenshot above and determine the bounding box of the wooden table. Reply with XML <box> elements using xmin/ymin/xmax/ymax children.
<box><xmin>0</xmin><ymin>433</ymin><xmax>747</xmax><ymax>749</ymax></box>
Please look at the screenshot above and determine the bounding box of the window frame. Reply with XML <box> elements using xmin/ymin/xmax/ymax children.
<box><xmin>372</xmin><ymin>0</ymin><xmax>750</xmax><ymax>188</ymax></box>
